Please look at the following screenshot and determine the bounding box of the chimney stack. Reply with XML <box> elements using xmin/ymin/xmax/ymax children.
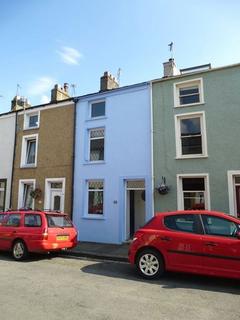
<box><xmin>163</xmin><ymin>58</ymin><xmax>180</xmax><ymax>77</ymax></box>
<box><xmin>51</xmin><ymin>83</ymin><xmax>70</xmax><ymax>103</ymax></box>
<box><xmin>100</xmin><ymin>71</ymin><xmax>119</xmax><ymax>92</ymax></box>
<box><xmin>11</xmin><ymin>96</ymin><xmax>31</xmax><ymax>111</ymax></box>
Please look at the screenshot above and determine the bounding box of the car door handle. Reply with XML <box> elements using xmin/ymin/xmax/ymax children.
<box><xmin>204</xmin><ymin>242</ymin><xmax>217</xmax><ymax>247</ymax></box>
<box><xmin>160</xmin><ymin>236</ymin><xmax>171</xmax><ymax>242</ymax></box>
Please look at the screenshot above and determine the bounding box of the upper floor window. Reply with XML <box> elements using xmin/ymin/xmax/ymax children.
<box><xmin>90</xmin><ymin>101</ymin><xmax>105</xmax><ymax>118</ymax></box>
<box><xmin>24</xmin><ymin>111</ymin><xmax>40</xmax><ymax>130</ymax></box>
<box><xmin>89</xmin><ymin>128</ymin><xmax>105</xmax><ymax>161</ymax></box>
<box><xmin>175</xmin><ymin>112</ymin><xmax>207</xmax><ymax>158</ymax></box>
<box><xmin>174</xmin><ymin>78</ymin><xmax>204</xmax><ymax>107</ymax></box>
<box><xmin>21</xmin><ymin>134</ymin><xmax>38</xmax><ymax>167</ymax></box>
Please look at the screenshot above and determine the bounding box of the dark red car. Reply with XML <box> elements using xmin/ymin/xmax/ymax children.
<box><xmin>129</xmin><ymin>210</ymin><xmax>240</xmax><ymax>279</ymax></box>
<box><xmin>0</xmin><ymin>210</ymin><xmax>78</xmax><ymax>260</ymax></box>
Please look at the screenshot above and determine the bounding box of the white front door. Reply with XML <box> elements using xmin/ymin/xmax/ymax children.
<box><xmin>50</xmin><ymin>190</ymin><xmax>63</xmax><ymax>212</ymax></box>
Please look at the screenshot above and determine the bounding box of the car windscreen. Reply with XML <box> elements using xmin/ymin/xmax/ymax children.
<box><xmin>46</xmin><ymin>215</ymin><xmax>73</xmax><ymax>228</ymax></box>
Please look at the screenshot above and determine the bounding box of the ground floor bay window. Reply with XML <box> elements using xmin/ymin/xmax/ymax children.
<box><xmin>177</xmin><ymin>174</ymin><xmax>210</xmax><ymax>210</ymax></box>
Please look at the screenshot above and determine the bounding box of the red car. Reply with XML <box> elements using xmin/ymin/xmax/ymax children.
<box><xmin>129</xmin><ymin>210</ymin><xmax>240</xmax><ymax>279</ymax></box>
<box><xmin>0</xmin><ymin>210</ymin><xmax>78</xmax><ymax>260</ymax></box>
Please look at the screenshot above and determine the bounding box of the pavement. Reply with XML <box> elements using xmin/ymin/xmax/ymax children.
<box><xmin>64</xmin><ymin>241</ymin><xmax>129</xmax><ymax>262</ymax></box>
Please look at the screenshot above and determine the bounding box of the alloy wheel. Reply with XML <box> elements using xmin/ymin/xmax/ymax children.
<box><xmin>139</xmin><ymin>253</ymin><xmax>160</xmax><ymax>276</ymax></box>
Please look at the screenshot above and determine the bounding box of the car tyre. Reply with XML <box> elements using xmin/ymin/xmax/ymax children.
<box><xmin>12</xmin><ymin>240</ymin><xmax>28</xmax><ymax>261</ymax></box>
<box><xmin>136</xmin><ymin>249</ymin><xmax>164</xmax><ymax>279</ymax></box>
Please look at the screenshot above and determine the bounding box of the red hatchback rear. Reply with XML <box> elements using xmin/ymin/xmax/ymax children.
<box><xmin>0</xmin><ymin>210</ymin><xmax>78</xmax><ymax>260</ymax></box>
<box><xmin>129</xmin><ymin>210</ymin><xmax>240</xmax><ymax>280</ymax></box>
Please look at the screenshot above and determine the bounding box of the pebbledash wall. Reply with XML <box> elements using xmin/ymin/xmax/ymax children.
<box><xmin>0</xmin><ymin>112</ymin><xmax>16</xmax><ymax>210</ymax></box>
<box><xmin>152</xmin><ymin>63</ymin><xmax>240</xmax><ymax>216</ymax></box>
<box><xmin>73</xmin><ymin>83</ymin><xmax>154</xmax><ymax>244</ymax></box>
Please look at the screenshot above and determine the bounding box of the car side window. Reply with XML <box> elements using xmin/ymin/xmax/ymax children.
<box><xmin>24</xmin><ymin>214</ymin><xmax>42</xmax><ymax>227</ymax></box>
<box><xmin>5</xmin><ymin>214</ymin><xmax>21</xmax><ymax>227</ymax></box>
<box><xmin>0</xmin><ymin>214</ymin><xmax>7</xmax><ymax>225</ymax></box>
<box><xmin>201</xmin><ymin>215</ymin><xmax>238</xmax><ymax>237</ymax></box>
<box><xmin>164</xmin><ymin>214</ymin><xmax>200</xmax><ymax>234</ymax></box>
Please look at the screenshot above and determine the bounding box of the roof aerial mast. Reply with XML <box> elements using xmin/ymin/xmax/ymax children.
<box><xmin>117</xmin><ymin>68</ymin><xmax>122</xmax><ymax>86</ymax></box>
<box><xmin>168</xmin><ymin>42</ymin><xmax>174</xmax><ymax>59</ymax></box>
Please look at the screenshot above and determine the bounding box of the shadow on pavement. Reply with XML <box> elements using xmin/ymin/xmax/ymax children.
<box><xmin>0</xmin><ymin>251</ymin><xmax>57</xmax><ymax>262</ymax></box>
<box><xmin>81</xmin><ymin>260</ymin><xmax>240</xmax><ymax>295</ymax></box>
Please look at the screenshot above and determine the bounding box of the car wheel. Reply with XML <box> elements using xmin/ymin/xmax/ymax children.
<box><xmin>136</xmin><ymin>249</ymin><xmax>164</xmax><ymax>279</ymax></box>
<box><xmin>12</xmin><ymin>240</ymin><xmax>28</xmax><ymax>261</ymax></box>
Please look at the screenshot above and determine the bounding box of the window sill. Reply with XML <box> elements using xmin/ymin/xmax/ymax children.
<box><xmin>82</xmin><ymin>215</ymin><xmax>105</xmax><ymax>220</ymax></box>
<box><xmin>175</xmin><ymin>155</ymin><xmax>208</xmax><ymax>160</ymax></box>
<box><xmin>23</xmin><ymin>126</ymin><xmax>39</xmax><ymax>131</ymax></box>
<box><xmin>86</xmin><ymin>116</ymin><xmax>107</xmax><ymax>122</ymax></box>
<box><xmin>174</xmin><ymin>102</ymin><xmax>205</xmax><ymax>108</ymax></box>
<box><xmin>20</xmin><ymin>164</ymin><xmax>37</xmax><ymax>169</ymax></box>
<box><xmin>83</xmin><ymin>161</ymin><xmax>105</xmax><ymax>165</ymax></box>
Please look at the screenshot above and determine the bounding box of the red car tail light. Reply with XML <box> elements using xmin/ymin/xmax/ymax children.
<box><xmin>42</xmin><ymin>228</ymin><xmax>48</xmax><ymax>240</ymax></box>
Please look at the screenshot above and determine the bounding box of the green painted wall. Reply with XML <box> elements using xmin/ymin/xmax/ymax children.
<box><xmin>152</xmin><ymin>65</ymin><xmax>240</xmax><ymax>213</ymax></box>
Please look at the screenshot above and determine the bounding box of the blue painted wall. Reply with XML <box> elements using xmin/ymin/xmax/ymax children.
<box><xmin>73</xmin><ymin>83</ymin><xmax>153</xmax><ymax>243</ymax></box>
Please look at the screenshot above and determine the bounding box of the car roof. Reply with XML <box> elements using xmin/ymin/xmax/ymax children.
<box><xmin>2</xmin><ymin>210</ymin><xmax>67</xmax><ymax>216</ymax></box>
<box><xmin>155</xmin><ymin>210</ymin><xmax>240</xmax><ymax>221</ymax></box>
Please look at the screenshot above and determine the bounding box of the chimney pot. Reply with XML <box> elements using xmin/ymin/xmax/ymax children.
<box><xmin>100</xmin><ymin>71</ymin><xmax>119</xmax><ymax>92</ymax></box>
<box><xmin>51</xmin><ymin>83</ymin><xmax>71</xmax><ymax>102</ymax></box>
<box><xmin>163</xmin><ymin>58</ymin><xmax>180</xmax><ymax>77</ymax></box>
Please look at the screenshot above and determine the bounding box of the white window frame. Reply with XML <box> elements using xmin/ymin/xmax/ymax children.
<box><xmin>84</xmin><ymin>179</ymin><xmax>105</xmax><ymax>219</ymax></box>
<box><xmin>174</xmin><ymin>78</ymin><xmax>204</xmax><ymax>108</ymax></box>
<box><xmin>24</xmin><ymin>110</ymin><xmax>40</xmax><ymax>130</ymax></box>
<box><xmin>89</xmin><ymin>100</ymin><xmax>106</xmax><ymax>119</ymax></box>
<box><xmin>18</xmin><ymin>179</ymin><xmax>36</xmax><ymax>209</ymax></box>
<box><xmin>44</xmin><ymin>178</ymin><xmax>66</xmax><ymax>212</ymax></box>
<box><xmin>227</xmin><ymin>170</ymin><xmax>240</xmax><ymax>217</ymax></box>
<box><xmin>88</xmin><ymin>127</ymin><xmax>105</xmax><ymax>162</ymax></box>
<box><xmin>20</xmin><ymin>134</ymin><xmax>38</xmax><ymax>168</ymax></box>
<box><xmin>177</xmin><ymin>174</ymin><xmax>210</xmax><ymax>210</ymax></box>
<box><xmin>175</xmin><ymin>111</ymin><xmax>208</xmax><ymax>159</ymax></box>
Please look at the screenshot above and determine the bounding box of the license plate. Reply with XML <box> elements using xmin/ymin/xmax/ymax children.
<box><xmin>56</xmin><ymin>235</ymin><xmax>69</xmax><ymax>241</ymax></box>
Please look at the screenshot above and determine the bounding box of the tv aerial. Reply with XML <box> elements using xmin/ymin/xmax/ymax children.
<box><xmin>70</xmin><ymin>84</ymin><xmax>77</xmax><ymax>96</ymax></box>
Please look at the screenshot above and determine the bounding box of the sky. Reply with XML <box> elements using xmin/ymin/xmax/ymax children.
<box><xmin>0</xmin><ymin>0</ymin><xmax>240</xmax><ymax>113</ymax></box>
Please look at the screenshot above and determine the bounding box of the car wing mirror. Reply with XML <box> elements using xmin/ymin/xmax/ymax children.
<box><xmin>236</xmin><ymin>231</ymin><xmax>240</xmax><ymax>239</ymax></box>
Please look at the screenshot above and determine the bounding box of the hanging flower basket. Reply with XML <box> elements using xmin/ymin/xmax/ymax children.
<box><xmin>157</xmin><ymin>185</ymin><xmax>169</xmax><ymax>195</ymax></box>
<box><xmin>156</xmin><ymin>177</ymin><xmax>170</xmax><ymax>195</ymax></box>
<box><xmin>30</xmin><ymin>188</ymin><xmax>42</xmax><ymax>200</ymax></box>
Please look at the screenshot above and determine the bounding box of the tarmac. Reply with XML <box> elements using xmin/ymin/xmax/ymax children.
<box><xmin>63</xmin><ymin>241</ymin><xmax>129</xmax><ymax>262</ymax></box>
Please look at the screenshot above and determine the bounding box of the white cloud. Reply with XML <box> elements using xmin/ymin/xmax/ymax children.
<box><xmin>57</xmin><ymin>46</ymin><xmax>82</xmax><ymax>65</ymax></box>
<box><xmin>40</xmin><ymin>95</ymin><xmax>50</xmax><ymax>104</ymax></box>
<box><xmin>28</xmin><ymin>77</ymin><xmax>56</xmax><ymax>96</ymax></box>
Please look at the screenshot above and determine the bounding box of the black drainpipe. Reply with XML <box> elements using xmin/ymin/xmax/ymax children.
<box><xmin>9</xmin><ymin>111</ymin><xmax>18</xmax><ymax>209</ymax></box>
<box><xmin>70</xmin><ymin>98</ymin><xmax>79</xmax><ymax>219</ymax></box>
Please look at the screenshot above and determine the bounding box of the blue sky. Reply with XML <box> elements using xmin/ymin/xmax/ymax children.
<box><xmin>0</xmin><ymin>0</ymin><xmax>240</xmax><ymax>113</ymax></box>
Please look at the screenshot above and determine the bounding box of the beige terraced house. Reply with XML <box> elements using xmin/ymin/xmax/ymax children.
<box><xmin>10</xmin><ymin>84</ymin><xmax>75</xmax><ymax>215</ymax></box>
